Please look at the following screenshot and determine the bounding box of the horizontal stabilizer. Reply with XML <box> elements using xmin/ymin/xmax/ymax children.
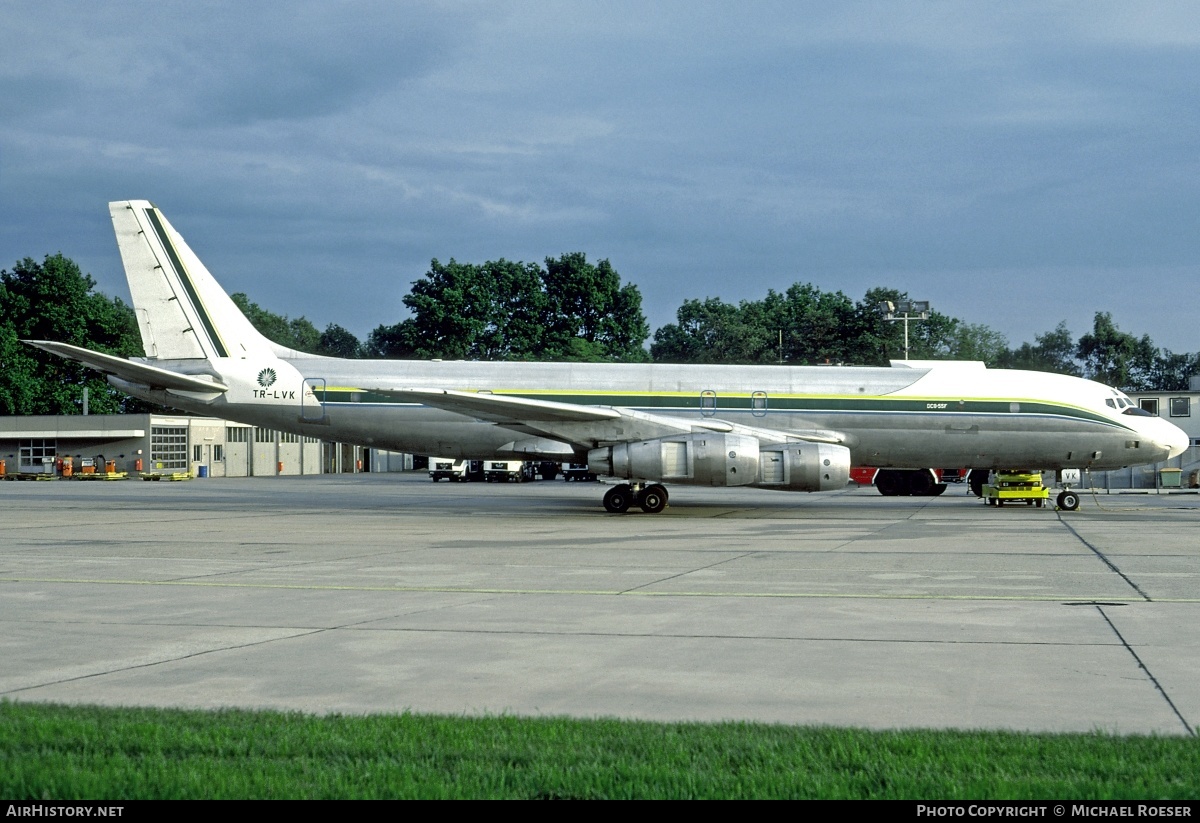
<box><xmin>23</xmin><ymin>340</ymin><xmax>229</xmax><ymax>393</ymax></box>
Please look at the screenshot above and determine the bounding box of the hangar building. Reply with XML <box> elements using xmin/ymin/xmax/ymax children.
<box><xmin>0</xmin><ymin>414</ymin><xmax>373</xmax><ymax>478</ymax></box>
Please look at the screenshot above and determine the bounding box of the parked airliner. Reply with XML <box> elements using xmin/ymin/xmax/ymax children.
<box><xmin>27</xmin><ymin>201</ymin><xmax>1189</xmax><ymax>512</ymax></box>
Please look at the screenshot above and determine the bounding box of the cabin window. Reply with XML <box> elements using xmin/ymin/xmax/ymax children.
<box><xmin>1139</xmin><ymin>398</ymin><xmax>1159</xmax><ymax>416</ymax></box>
<box><xmin>1170</xmin><ymin>397</ymin><xmax>1191</xmax><ymax>418</ymax></box>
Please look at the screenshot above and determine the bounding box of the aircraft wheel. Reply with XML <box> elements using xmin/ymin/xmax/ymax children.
<box><xmin>638</xmin><ymin>484</ymin><xmax>668</xmax><ymax>514</ymax></box>
<box><xmin>1057</xmin><ymin>491</ymin><xmax>1080</xmax><ymax>511</ymax></box>
<box><xmin>603</xmin><ymin>484</ymin><xmax>633</xmax><ymax>513</ymax></box>
<box><xmin>968</xmin><ymin>470</ymin><xmax>987</xmax><ymax>498</ymax></box>
<box><xmin>875</xmin><ymin>471</ymin><xmax>902</xmax><ymax>496</ymax></box>
<box><xmin>907</xmin><ymin>470</ymin><xmax>934</xmax><ymax>496</ymax></box>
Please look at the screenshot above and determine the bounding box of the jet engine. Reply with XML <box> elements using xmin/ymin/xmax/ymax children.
<box><xmin>754</xmin><ymin>443</ymin><xmax>852</xmax><ymax>492</ymax></box>
<box><xmin>587</xmin><ymin>434</ymin><xmax>852</xmax><ymax>492</ymax></box>
<box><xmin>588</xmin><ymin>433</ymin><xmax>759</xmax><ymax>487</ymax></box>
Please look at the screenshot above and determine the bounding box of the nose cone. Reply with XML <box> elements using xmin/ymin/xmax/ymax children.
<box><xmin>1163</xmin><ymin>420</ymin><xmax>1190</xmax><ymax>460</ymax></box>
<box><xmin>1152</xmin><ymin>419</ymin><xmax>1190</xmax><ymax>465</ymax></box>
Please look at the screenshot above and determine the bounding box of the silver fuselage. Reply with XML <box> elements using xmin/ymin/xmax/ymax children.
<box><xmin>118</xmin><ymin>354</ymin><xmax>1189</xmax><ymax>476</ymax></box>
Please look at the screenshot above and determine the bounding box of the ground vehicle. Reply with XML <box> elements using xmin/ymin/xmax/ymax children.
<box><xmin>485</xmin><ymin>461</ymin><xmax>526</xmax><ymax>482</ymax></box>
<box><xmin>562</xmin><ymin>463</ymin><xmax>598</xmax><ymax>482</ymax></box>
<box><xmin>524</xmin><ymin>461</ymin><xmax>560</xmax><ymax>481</ymax></box>
<box><xmin>429</xmin><ymin>457</ymin><xmax>469</xmax><ymax>482</ymax></box>
<box><xmin>981</xmin><ymin>471</ymin><xmax>1050</xmax><ymax>508</ymax></box>
<box><xmin>429</xmin><ymin>458</ymin><xmax>483</xmax><ymax>482</ymax></box>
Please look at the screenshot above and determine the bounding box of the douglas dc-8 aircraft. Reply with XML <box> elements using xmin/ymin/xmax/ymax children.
<box><xmin>28</xmin><ymin>201</ymin><xmax>1189</xmax><ymax>513</ymax></box>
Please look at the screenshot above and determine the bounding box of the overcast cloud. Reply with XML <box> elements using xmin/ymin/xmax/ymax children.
<box><xmin>2</xmin><ymin>1</ymin><xmax>1198</xmax><ymax>352</ymax></box>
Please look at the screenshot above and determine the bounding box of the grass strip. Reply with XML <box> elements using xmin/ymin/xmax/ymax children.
<box><xmin>2</xmin><ymin>700</ymin><xmax>1197</xmax><ymax>799</ymax></box>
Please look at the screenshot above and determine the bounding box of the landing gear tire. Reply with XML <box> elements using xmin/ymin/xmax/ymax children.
<box><xmin>968</xmin><ymin>470</ymin><xmax>987</xmax><ymax>498</ymax></box>
<box><xmin>875</xmin><ymin>471</ymin><xmax>903</xmax><ymax>496</ymax></box>
<box><xmin>907</xmin><ymin>470</ymin><xmax>934</xmax><ymax>496</ymax></box>
<box><xmin>1057</xmin><ymin>491</ymin><xmax>1080</xmax><ymax>511</ymax></box>
<box><xmin>637</xmin><ymin>484</ymin><xmax>668</xmax><ymax>514</ymax></box>
<box><xmin>603</xmin><ymin>484</ymin><xmax>633</xmax><ymax>513</ymax></box>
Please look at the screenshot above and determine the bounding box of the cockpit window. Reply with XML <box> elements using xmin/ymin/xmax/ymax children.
<box><xmin>1123</xmin><ymin>406</ymin><xmax>1154</xmax><ymax>417</ymax></box>
<box><xmin>1106</xmin><ymin>399</ymin><xmax>1117</xmax><ymax>409</ymax></box>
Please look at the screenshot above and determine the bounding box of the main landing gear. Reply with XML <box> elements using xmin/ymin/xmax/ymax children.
<box><xmin>603</xmin><ymin>483</ymin><xmax>669</xmax><ymax>514</ymax></box>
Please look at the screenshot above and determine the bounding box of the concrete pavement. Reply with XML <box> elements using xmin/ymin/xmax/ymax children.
<box><xmin>2</xmin><ymin>474</ymin><xmax>1197</xmax><ymax>735</ymax></box>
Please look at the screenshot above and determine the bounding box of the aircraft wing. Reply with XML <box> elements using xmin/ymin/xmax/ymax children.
<box><xmin>23</xmin><ymin>340</ymin><xmax>229</xmax><ymax>393</ymax></box>
<box><xmin>369</xmin><ymin>387</ymin><xmax>849</xmax><ymax>450</ymax></box>
<box><xmin>370</xmin><ymin>388</ymin><xmax>623</xmax><ymax>424</ymax></box>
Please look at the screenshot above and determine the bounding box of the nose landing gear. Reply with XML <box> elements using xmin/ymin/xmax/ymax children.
<box><xmin>1056</xmin><ymin>490</ymin><xmax>1080</xmax><ymax>511</ymax></box>
<box><xmin>1055</xmin><ymin>468</ymin><xmax>1082</xmax><ymax>511</ymax></box>
<box><xmin>602</xmin><ymin>482</ymin><xmax>669</xmax><ymax>514</ymax></box>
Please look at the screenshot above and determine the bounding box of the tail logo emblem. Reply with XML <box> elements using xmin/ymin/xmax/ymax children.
<box><xmin>257</xmin><ymin>368</ymin><xmax>278</xmax><ymax>388</ymax></box>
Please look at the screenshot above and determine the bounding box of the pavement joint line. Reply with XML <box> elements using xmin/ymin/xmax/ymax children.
<box><xmin>5</xmin><ymin>576</ymin><xmax>1196</xmax><ymax>601</ymax></box>
<box><xmin>0</xmin><ymin>627</ymin><xmax>329</xmax><ymax>698</ymax></box>
<box><xmin>1055</xmin><ymin>512</ymin><xmax>1152</xmax><ymax>601</ymax></box>
<box><xmin>617</xmin><ymin>551</ymin><xmax>756</xmax><ymax>594</ymax></box>
<box><xmin>1095</xmin><ymin>605</ymin><xmax>1196</xmax><ymax>737</ymax></box>
<box><xmin>0</xmin><ymin>597</ymin><xmax>460</xmax><ymax>698</ymax></box>
<box><xmin>0</xmin><ymin>617</ymin><xmax>1143</xmax><ymax>647</ymax></box>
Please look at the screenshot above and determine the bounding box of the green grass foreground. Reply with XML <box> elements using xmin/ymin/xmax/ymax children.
<box><xmin>1</xmin><ymin>701</ymin><xmax>1197</xmax><ymax>799</ymax></box>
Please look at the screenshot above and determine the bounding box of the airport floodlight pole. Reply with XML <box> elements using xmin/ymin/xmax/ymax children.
<box><xmin>877</xmin><ymin>299</ymin><xmax>930</xmax><ymax>361</ymax></box>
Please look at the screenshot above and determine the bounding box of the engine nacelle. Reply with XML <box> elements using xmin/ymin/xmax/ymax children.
<box><xmin>588</xmin><ymin>433</ymin><xmax>760</xmax><ymax>487</ymax></box>
<box><xmin>752</xmin><ymin>443</ymin><xmax>852</xmax><ymax>492</ymax></box>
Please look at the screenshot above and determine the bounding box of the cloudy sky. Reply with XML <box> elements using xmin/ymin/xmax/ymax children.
<box><xmin>2</xmin><ymin>2</ymin><xmax>1198</xmax><ymax>353</ymax></box>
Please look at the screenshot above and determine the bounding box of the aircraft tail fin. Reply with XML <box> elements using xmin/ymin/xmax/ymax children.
<box><xmin>109</xmin><ymin>200</ymin><xmax>278</xmax><ymax>361</ymax></box>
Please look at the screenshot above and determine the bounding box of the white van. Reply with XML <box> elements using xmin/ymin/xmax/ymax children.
<box><xmin>429</xmin><ymin>457</ymin><xmax>469</xmax><ymax>482</ymax></box>
<box><xmin>484</xmin><ymin>461</ymin><xmax>526</xmax><ymax>482</ymax></box>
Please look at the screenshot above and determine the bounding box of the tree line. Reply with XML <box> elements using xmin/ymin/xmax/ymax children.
<box><xmin>3</xmin><ymin>252</ymin><xmax>1197</xmax><ymax>416</ymax></box>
